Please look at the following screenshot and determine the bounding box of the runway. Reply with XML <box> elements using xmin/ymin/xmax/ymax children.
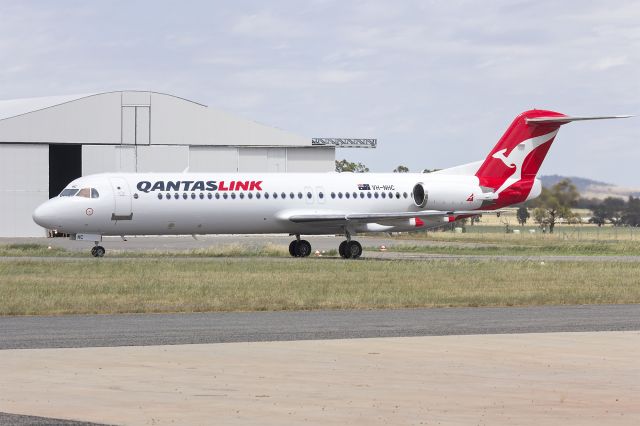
<box><xmin>2</xmin><ymin>304</ymin><xmax>640</xmax><ymax>350</ymax></box>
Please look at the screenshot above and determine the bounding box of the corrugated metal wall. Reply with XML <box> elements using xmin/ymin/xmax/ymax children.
<box><xmin>0</xmin><ymin>144</ymin><xmax>49</xmax><ymax>237</ymax></box>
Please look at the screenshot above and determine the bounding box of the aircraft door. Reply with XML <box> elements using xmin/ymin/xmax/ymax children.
<box><xmin>109</xmin><ymin>177</ymin><xmax>133</xmax><ymax>220</ymax></box>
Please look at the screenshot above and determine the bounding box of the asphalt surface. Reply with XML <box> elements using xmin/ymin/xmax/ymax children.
<box><xmin>0</xmin><ymin>413</ymin><xmax>109</xmax><ymax>426</ymax></box>
<box><xmin>2</xmin><ymin>305</ymin><xmax>640</xmax><ymax>350</ymax></box>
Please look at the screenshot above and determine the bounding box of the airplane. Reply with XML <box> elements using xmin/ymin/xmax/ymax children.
<box><xmin>32</xmin><ymin>109</ymin><xmax>630</xmax><ymax>258</ymax></box>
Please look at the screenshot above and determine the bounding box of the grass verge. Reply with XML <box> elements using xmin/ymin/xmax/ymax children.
<box><xmin>372</xmin><ymin>242</ymin><xmax>640</xmax><ymax>256</ymax></box>
<box><xmin>1</xmin><ymin>258</ymin><xmax>639</xmax><ymax>315</ymax></box>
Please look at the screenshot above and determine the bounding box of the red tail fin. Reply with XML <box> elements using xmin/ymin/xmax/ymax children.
<box><xmin>475</xmin><ymin>109</ymin><xmax>565</xmax><ymax>194</ymax></box>
<box><xmin>475</xmin><ymin>110</ymin><xmax>630</xmax><ymax>207</ymax></box>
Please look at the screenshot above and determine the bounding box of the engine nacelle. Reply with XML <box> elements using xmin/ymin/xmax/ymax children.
<box><xmin>412</xmin><ymin>182</ymin><xmax>428</xmax><ymax>208</ymax></box>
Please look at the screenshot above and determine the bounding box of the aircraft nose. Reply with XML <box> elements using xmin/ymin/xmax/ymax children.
<box><xmin>32</xmin><ymin>201</ymin><xmax>56</xmax><ymax>228</ymax></box>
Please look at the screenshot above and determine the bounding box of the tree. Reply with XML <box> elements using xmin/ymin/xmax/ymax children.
<box><xmin>622</xmin><ymin>196</ymin><xmax>640</xmax><ymax>226</ymax></box>
<box><xmin>393</xmin><ymin>165</ymin><xmax>409</xmax><ymax>173</ymax></box>
<box><xmin>530</xmin><ymin>179</ymin><xmax>579</xmax><ymax>233</ymax></box>
<box><xmin>590</xmin><ymin>197</ymin><xmax>625</xmax><ymax>227</ymax></box>
<box><xmin>516</xmin><ymin>206</ymin><xmax>530</xmax><ymax>226</ymax></box>
<box><xmin>335</xmin><ymin>159</ymin><xmax>369</xmax><ymax>173</ymax></box>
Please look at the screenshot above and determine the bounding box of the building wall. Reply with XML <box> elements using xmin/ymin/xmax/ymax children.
<box><xmin>0</xmin><ymin>144</ymin><xmax>49</xmax><ymax>237</ymax></box>
<box><xmin>83</xmin><ymin>145</ymin><xmax>335</xmax><ymax>174</ymax></box>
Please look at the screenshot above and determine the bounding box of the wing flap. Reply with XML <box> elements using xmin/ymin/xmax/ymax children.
<box><xmin>288</xmin><ymin>210</ymin><xmax>497</xmax><ymax>224</ymax></box>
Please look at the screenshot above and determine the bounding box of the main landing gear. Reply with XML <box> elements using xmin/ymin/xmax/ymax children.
<box><xmin>289</xmin><ymin>236</ymin><xmax>312</xmax><ymax>257</ymax></box>
<box><xmin>288</xmin><ymin>233</ymin><xmax>362</xmax><ymax>259</ymax></box>
<box><xmin>90</xmin><ymin>242</ymin><xmax>105</xmax><ymax>257</ymax></box>
<box><xmin>338</xmin><ymin>240</ymin><xmax>362</xmax><ymax>259</ymax></box>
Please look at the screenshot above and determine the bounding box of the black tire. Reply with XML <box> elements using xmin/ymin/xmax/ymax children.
<box><xmin>339</xmin><ymin>240</ymin><xmax>350</xmax><ymax>259</ymax></box>
<box><xmin>288</xmin><ymin>240</ymin><xmax>297</xmax><ymax>257</ymax></box>
<box><xmin>348</xmin><ymin>241</ymin><xmax>362</xmax><ymax>259</ymax></box>
<box><xmin>94</xmin><ymin>246</ymin><xmax>105</xmax><ymax>257</ymax></box>
<box><xmin>295</xmin><ymin>240</ymin><xmax>312</xmax><ymax>257</ymax></box>
<box><xmin>90</xmin><ymin>247</ymin><xmax>97</xmax><ymax>257</ymax></box>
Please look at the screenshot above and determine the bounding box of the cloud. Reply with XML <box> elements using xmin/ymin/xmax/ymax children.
<box><xmin>231</xmin><ymin>12</ymin><xmax>307</xmax><ymax>38</ymax></box>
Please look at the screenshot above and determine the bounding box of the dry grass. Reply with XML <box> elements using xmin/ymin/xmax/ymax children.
<box><xmin>1</xmin><ymin>258</ymin><xmax>639</xmax><ymax>315</ymax></box>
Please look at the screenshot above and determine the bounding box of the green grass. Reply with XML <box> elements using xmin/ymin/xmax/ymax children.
<box><xmin>373</xmin><ymin>241</ymin><xmax>640</xmax><ymax>256</ymax></box>
<box><xmin>1</xmin><ymin>258</ymin><xmax>639</xmax><ymax>315</ymax></box>
<box><xmin>0</xmin><ymin>243</ymin><xmax>337</xmax><ymax>258</ymax></box>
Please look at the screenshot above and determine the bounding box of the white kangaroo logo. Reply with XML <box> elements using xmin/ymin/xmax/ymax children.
<box><xmin>492</xmin><ymin>130</ymin><xmax>558</xmax><ymax>194</ymax></box>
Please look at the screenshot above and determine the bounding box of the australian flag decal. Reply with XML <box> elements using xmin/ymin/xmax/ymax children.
<box><xmin>357</xmin><ymin>184</ymin><xmax>371</xmax><ymax>190</ymax></box>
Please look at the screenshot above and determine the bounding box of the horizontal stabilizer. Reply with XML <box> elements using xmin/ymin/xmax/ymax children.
<box><xmin>526</xmin><ymin>115</ymin><xmax>632</xmax><ymax>125</ymax></box>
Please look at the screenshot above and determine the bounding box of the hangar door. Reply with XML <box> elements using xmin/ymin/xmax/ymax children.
<box><xmin>122</xmin><ymin>106</ymin><xmax>150</xmax><ymax>145</ymax></box>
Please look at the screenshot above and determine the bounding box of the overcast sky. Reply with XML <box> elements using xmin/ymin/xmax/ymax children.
<box><xmin>1</xmin><ymin>0</ymin><xmax>638</xmax><ymax>185</ymax></box>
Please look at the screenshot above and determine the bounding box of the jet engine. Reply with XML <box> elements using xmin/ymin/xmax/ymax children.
<box><xmin>412</xmin><ymin>183</ymin><xmax>428</xmax><ymax>208</ymax></box>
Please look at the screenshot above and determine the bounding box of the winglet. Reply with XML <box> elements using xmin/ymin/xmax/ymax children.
<box><xmin>526</xmin><ymin>115</ymin><xmax>632</xmax><ymax>125</ymax></box>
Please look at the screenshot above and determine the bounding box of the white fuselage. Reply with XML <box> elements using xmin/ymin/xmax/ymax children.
<box><xmin>33</xmin><ymin>172</ymin><xmax>486</xmax><ymax>236</ymax></box>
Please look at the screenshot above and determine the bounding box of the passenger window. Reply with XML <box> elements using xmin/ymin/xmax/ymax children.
<box><xmin>248</xmin><ymin>193</ymin><xmax>254</xmax><ymax>199</ymax></box>
<box><xmin>395</xmin><ymin>192</ymin><xmax>400</xmax><ymax>199</ymax></box>
<box><xmin>76</xmin><ymin>188</ymin><xmax>91</xmax><ymax>198</ymax></box>
<box><xmin>158</xmin><ymin>193</ymin><xmax>163</xmax><ymax>200</ymax></box>
<box><xmin>231</xmin><ymin>193</ymin><xmax>236</xmax><ymax>199</ymax></box>
<box><xmin>182</xmin><ymin>193</ymin><xmax>188</xmax><ymax>199</ymax></box>
<box><xmin>215</xmin><ymin>193</ymin><xmax>220</xmax><ymax>199</ymax></box>
<box><xmin>239</xmin><ymin>193</ymin><xmax>245</xmax><ymax>199</ymax></box>
<box><xmin>403</xmin><ymin>192</ymin><xmax>408</xmax><ymax>198</ymax></box>
<box><xmin>199</xmin><ymin>193</ymin><xmax>204</xmax><ymax>199</ymax></box>
<box><xmin>91</xmin><ymin>188</ymin><xmax>100</xmax><ymax>198</ymax></box>
<box><xmin>345</xmin><ymin>192</ymin><xmax>350</xmax><ymax>199</ymax></box>
<box><xmin>331</xmin><ymin>192</ymin><xmax>336</xmax><ymax>199</ymax></box>
<box><xmin>374</xmin><ymin>192</ymin><xmax>379</xmax><ymax>198</ymax></box>
<box><xmin>306</xmin><ymin>192</ymin><xmax>312</xmax><ymax>199</ymax></box>
<box><xmin>352</xmin><ymin>192</ymin><xmax>357</xmax><ymax>198</ymax></box>
<box><xmin>289</xmin><ymin>192</ymin><xmax>294</xmax><ymax>199</ymax></box>
<box><xmin>255</xmin><ymin>193</ymin><xmax>260</xmax><ymax>199</ymax></box>
<box><xmin>281</xmin><ymin>192</ymin><xmax>286</xmax><ymax>199</ymax></box>
<box><xmin>359</xmin><ymin>193</ymin><xmax>364</xmax><ymax>199</ymax></box>
<box><xmin>174</xmin><ymin>193</ymin><xmax>179</xmax><ymax>199</ymax></box>
<box><xmin>223</xmin><ymin>193</ymin><xmax>228</xmax><ymax>199</ymax></box>
<box><xmin>297</xmin><ymin>192</ymin><xmax>303</xmax><ymax>199</ymax></box>
<box><xmin>208</xmin><ymin>193</ymin><xmax>212</xmax><ymax>199</ymax></box>
<box><xmin>59</xmin><ymin>188</ymin><xmax>79</xmax><ymax>197</ymax></box>
<box><xmin>165</xmin><ymin>193</ymin><xmax>171</xmax><ymax>199</ymax></box>
<box><xmin>191</xmin><ymin>193</ymin><xmax>196</xmax><ymax>199</ymax></box>
<box><xmin>264</xmin><ymin>192</ymin><xmax>269</xmax><ymax>199</ymax></box>
<box><xmin>319</xmin><ymin>192</ymin><xmax>324</xmax><ymax>199</ymax></box>
<box><xmin>381</xmin><ymin>192</ymin><xmax>386</xmax><ymax>199</ymax></box>
<box><xmin>338</xmin><ymin>192</ymin><xmax>343</xmax><ymax>199</ymax></box>
<box><xmin>367</xmin><ymin>192</ymin><xmax>372</xmax><ymax>198</ymax></box>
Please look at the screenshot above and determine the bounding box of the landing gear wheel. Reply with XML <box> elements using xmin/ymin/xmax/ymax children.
<box><xmin>92</xmin><ymin>246</ymin><xmax>105</xmax><ymax>257</ymax></box>
<box><xmin>289</xmin><ymin>240</ymin><xmax>297</xmax><ymax>257</ymax></box>
<box><xmin>295</xmin><ymin>240</ymin><xmax>312</xmax><ymax>257</ymax></box>
<box><xmin>347</xmin><ymin>241</ymin><xmax>362</xmax><ymax>259</ymax></box>
<box><xmin>339</xmin><ymin>240</ymin><xmax>350</xmax><ymax>259</ymax></box>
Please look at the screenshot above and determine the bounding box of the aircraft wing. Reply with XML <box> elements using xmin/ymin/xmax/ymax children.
<box><xmin>287</xmin><ymin>210</ymin><xmax>495</xmax><ymax>224</ymax></box>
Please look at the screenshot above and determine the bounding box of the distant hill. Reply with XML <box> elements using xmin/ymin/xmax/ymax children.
<box><xmin>540</xmin><ymin>175</ymin><xmax>640</xmax><ymax>200</ymax></box>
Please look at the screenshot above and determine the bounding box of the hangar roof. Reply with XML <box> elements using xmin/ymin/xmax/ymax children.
<box><xmin>0</xmin><ymin>91</ymin><xmax>311</xmax><ymax>147</ymax></box>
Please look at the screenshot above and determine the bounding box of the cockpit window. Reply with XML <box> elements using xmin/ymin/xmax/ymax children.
<box><xmin>91</xmin><ymin>188</ymin><xmax>99</xmax><ymax>198</ymax></box>
<box><xmin>76</xmin><ymin>188</ymin><xmax>91</xmax><ymax>198</ymax></box>
<box><xmin>59</xmin><ymin>188</ymin><xmax>79</xmax><ymax>197</ymax></box>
